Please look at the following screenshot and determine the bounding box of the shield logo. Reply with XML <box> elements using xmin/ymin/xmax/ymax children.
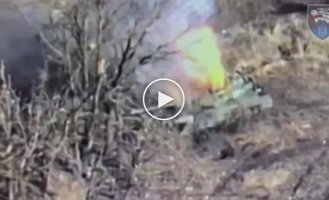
<box><xmin>308</xmin><ymin>4</ymin><xmax>329</xmax><ymax>40</ymax></box>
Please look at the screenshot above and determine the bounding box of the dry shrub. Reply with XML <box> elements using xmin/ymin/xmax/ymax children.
<box><xmin>220</xmin><ymin>13</ymin><xmax>329</xmax><ymax>75</ymax></box>
<box><xmin>4</xmin><ymin>1</ymin><xmax>329</xmax><ymax>200</ymax></box>
<box><xmin>0</xmin><ymin>0</ymin><xmax>166</xmax><ymax>199</ymax></box>
<box><xmin>126</xmin><ymin>124</ymin><xmax>223</xmax><ymax>200</ymax></box>
<box><xmin>3</xmin><ymin>1</ymin><xmax>227</xmax><ymax>199</ymax></box>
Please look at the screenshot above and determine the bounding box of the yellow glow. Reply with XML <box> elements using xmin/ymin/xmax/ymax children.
<box><xmin>175</xmin><ymin>26</ymin><xmax>226</xmax><ymax>91</ymax></box>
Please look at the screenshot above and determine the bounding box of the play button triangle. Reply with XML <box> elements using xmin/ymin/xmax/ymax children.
<box><xmin>157</xmin><ymin>92</ymin><xmax>174</xmax><ymax>108</ymax></box>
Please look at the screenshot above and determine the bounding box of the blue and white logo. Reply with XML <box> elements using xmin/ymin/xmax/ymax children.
<box><xmin>308</xmin><ymin>4</ymin><xmax>329</xmax><ymax>40</ymax></box>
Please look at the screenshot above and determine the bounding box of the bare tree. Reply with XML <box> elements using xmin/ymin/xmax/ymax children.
<box><xmin>0</xmin><ymin>0</ymin><xmax>171</xmax><ymax>199</ymax></box>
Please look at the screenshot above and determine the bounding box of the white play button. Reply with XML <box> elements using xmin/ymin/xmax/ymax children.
<box><xmin>157</xmin><ymin>92</ymin><xmax>174</xmax><ymax>108</ymax></box>
<box><xmin>142</xmin><ymin>78</ymin><xmax>185</xmax><ymax>121</ymax></box>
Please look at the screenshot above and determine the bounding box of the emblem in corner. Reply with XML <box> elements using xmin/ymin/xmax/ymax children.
<box><xmin>308</xmin><ymin>4</ymin><xmax>329</xmax><ymax>40</ymax></box>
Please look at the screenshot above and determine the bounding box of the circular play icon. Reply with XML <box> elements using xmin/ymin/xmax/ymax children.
<box><xmin>142</xmin><ymin>78</ymin><xmax>185</xmax><ymax>120</ymax></box>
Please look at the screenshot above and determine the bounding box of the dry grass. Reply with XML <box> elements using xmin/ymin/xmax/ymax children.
<box><xmin>129</xmin><ymin>12</ymin><xmax>329</xmax><ymax>200</ymax></box>
<box><xmin>1</xmin><ymin>1</ymin><xmax>329</xmax><ymax>200</ymax></box>
<box><xmin>126</xmin><ymin>125</ymin><xmax>223</xmax><ymax>200</ymax></box>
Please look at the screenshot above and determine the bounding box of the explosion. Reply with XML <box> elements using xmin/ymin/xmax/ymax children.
<box><xmin>175</xmin><ymin>25</ymin><xmax>227</xmax><ymax>93</ymax></box>
<box><xmin>136</xmin><ymin>0</ymin><xmax>229</xmax><ymax>105</ymax></box>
